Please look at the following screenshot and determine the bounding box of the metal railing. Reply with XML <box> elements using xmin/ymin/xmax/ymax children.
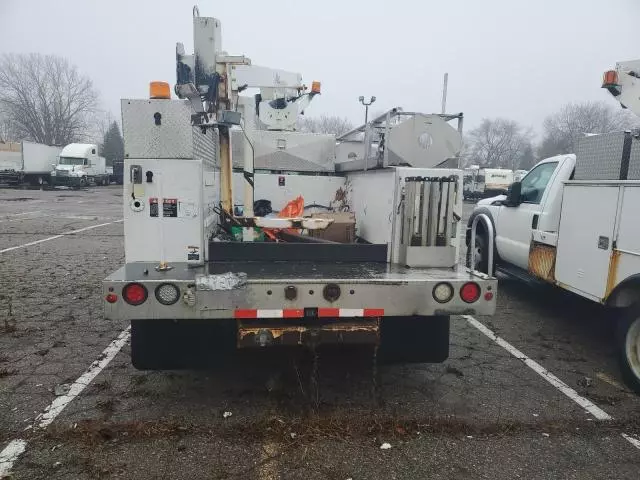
<box><xmin>469</xmin><ymin>213</ymin><xmax>495</xmax><ymax>277</ymax></box>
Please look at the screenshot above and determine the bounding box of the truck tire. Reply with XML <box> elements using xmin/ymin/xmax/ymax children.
<box><xmin>79</xmin><ymin>177</ymin><xmax>87</xmax><ymax>187</ymax></box>
<box><xmin>616</xmin><ymin>309</ymin><xmax>640</xmax><ymax>394</ymax></box>
<box><xmin>466</xmin><ymin>232</ymin><xmax>489</xmax><ymax>274</ymax></box>
<box><xmin>131</xmin><ymin>319</ymin><xmax>237</xmax><ymax>370</ymax></box>
<box><xmin>377</xmin><ymin>315</ymin><xmax>450</xmax><ymax>364</ymax></box>
<box><xmin>29</xmin><ymin>175</ymin><xmax>44</xmax><ymax>187</ymax></box>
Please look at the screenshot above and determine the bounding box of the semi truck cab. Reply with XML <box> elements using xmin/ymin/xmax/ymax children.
<box><xmin>51</xmin><ymin>143</ymin><xmax>108</xmax><ymax>186</ymax></box>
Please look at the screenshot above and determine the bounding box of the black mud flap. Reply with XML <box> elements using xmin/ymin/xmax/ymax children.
<box><xmin>130</xmin><ymin>319</ymin><xmax>237</xmax><ymax>370</ymax></box>
<box><xmin>377</xmin><ymin>316</ymin><xmax>450</xmax><ymax>364</ymax></box>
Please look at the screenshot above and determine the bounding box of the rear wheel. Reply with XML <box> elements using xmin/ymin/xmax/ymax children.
<box><xmin>617</xmin><ymin>309</ymin><xmax>640</xmax><ymax>394</ymax></box>
<box><xmin>466</xmin><ymin>231</ymin><xmax>489</xmax><ymax>274</ymax></box>
<box><xmin>79</xmin><ymin>177</ymin><xmax>87</xmax><ymax>187</ymax></box>
<box><xmin>377</xmin><ymin>315</ymin><xmax>450</xmax><ymax>364</ymax></box>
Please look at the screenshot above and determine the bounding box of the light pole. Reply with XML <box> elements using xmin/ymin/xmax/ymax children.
<box><xmin>359</xmin><ymin>95</ymin><xmax>376</xmax><ymax>125</ymax></box>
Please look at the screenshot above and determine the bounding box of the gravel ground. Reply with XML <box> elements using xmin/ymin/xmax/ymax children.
<box><xmin>1</xmin><ymin>188</ymin><xmax>639</xmax><ymax>479</ymax></box>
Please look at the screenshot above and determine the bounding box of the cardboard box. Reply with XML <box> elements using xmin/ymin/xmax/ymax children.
<box><xmin>308</xmin><ymin>212</ymin><xmax>356</xmax><ymax>243</ymax></box>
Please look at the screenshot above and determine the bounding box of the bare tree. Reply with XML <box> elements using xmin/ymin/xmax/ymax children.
<box><xmin>0</xmin><ymin>113</ymin><xmax>17</xmax><ymax>143</ymax></box>
<box><xmin>466</xmin><ymin>118</ymin><xmax>534</xmax><ymax>170</ymax></box>
<box><xmin>539</xmin><ymin>101</ymin><xmax>639</xmax><ymax>158</ymax></box>
<box><xmin>0</xmin><ymin>53</ymin><xmax>99</xmax><ymax>146</ymax></box>
<box><xmin>298</xmin><ymin>115</ymin><xmax>354</xmax><ymax>136</ymax></box>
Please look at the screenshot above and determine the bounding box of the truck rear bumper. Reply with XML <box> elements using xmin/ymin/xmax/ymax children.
<box><xmin>103</xmin><ymin>261</ymin><xmax>497</xmax><ymax>321</ymax></box>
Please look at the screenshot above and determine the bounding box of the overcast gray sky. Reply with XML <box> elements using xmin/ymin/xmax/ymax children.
<box><xmin>1</xmin><ymin>0</ymin><xmax>638</xmax><ymax>135</ymax></box>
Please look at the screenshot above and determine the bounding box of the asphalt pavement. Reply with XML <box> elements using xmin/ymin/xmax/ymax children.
<box><xmin>0</xmin><ymin>187</ymin><xmax>639</xmax><ymax>479</ymax></box>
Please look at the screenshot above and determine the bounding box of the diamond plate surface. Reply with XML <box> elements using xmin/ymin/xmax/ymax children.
<box><xmin>574</xmin><ymin>132</ymin><xmax>626</xmax><ymax>180</ymax></box>
<box><xmin>122</xmin><ymin>99</ymin><xmax>216</xmax><ymax>163</ymax></box>
<box><xmin>627</xmin><ymin>136</ymin><xmax>640</xmax><ymax>180</ymax></box>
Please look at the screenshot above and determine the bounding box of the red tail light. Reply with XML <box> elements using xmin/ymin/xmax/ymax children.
<box><xmin>105</xmin><ymin>293</ymin><xmax>118</xmax><ymax>304</ymax></box>
<box><xmin>460</xmin><ymin>282</ymin><xmax>481</xmax><ymax>303</ymax></box>
<box><xmin>122</xmin><ymin>283</ymin><xmax>148</xmax><ymax>306</ymax></box>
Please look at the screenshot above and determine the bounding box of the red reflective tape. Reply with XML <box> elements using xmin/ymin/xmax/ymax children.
<box><xmin>283</xmin><ymin>309</ymin><xmax>304</xmax><ymax>318</ymax></box>
<box><xmin>318</xmin><ymin>308</ymin><xmax>340</xmax><ymax>317</ymax></box>
<box><xmin>363</xmin><ymin>308</ymin><xmax>384</xmax><ymax>317</ymax></box>
<box><xmin>235</xmin><ymin>309</ymin><xmax>258</xmax><ymax>319</ymax></box>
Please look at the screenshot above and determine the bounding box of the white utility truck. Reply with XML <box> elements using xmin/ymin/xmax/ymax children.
<box><xmin>51</xmin><ymin>143</ymin><xmax>109</xmax><ymax>187</ymax></box>
<box><xmin>0</xmin><ymin>141</ymin><xmax>62</xmax><ymax>186</ymax></box>
<box><xmin>467</xmin><ymin>59</ymin><xmax>640</xmax><ymax>393</ymax></box>
<box><xmin>463</xmin><ymin>167</ymin><xmax>514</xmax><ymax>200</ymax></box>
<box><xmin>102</xmin><ymin>7</ymin><xmax>497</xmax><ymax>370</ymax></box>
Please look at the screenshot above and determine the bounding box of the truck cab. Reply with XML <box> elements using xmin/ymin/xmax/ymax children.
<box><xmin>51</xmin><ymin>143</ymin><xmax>108</xmax><ymax>186</ymax></box>
<box><xmin>467</xmin><ymin>154</ymin><xmax>575</xmax><ymax>273</ymax></box>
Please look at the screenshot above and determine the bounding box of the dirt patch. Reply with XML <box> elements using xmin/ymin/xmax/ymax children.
<box><xmin>3</xmin><ymin>197</ymin><xmax>34</xmax><ymax>201</ymax></box>
<box><xmin>43</xmin><ymin>412</ymin><xmax>640</xmax><ymax>447</ymax></box>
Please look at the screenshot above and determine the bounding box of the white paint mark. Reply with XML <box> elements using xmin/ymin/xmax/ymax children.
<box><xmin>0</xmin><ymin>327</ymin><xmax>130</xmax><ymax>477</ymax></box>
<box><xmin>0</xmin><ymin>439</ymin><xmax>27</xmax><ymax>478</ymax></box>
<box><xmin>2</xmin><ymin>211</ymin><xmax>40</xmax><ymax>218</ymax></box>
<box><xmin>37</xmin><ymin>327</ymin><xmax>130</xmax><ymax>427</ymax></box>
<box><xmin>463</xmin><ymin>315</ymin><xmax>613</xmax><ymax>421</ymax></box>
<box><xmin>622</xmin><ymin>433</ymin><xmax>640</xmax><ymax>450</ymax></box>
<box><xmin>0</xmin><ymin>211</ymin><xmax>42</xmax><ymax>223</ymax></box>
<box><xmin>0</xmin><ymin>219</ymin><xmax>123</xmax><ymax>254</ymax></box>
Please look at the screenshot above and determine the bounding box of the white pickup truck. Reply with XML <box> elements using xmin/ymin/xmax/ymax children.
<box><xmin>467</xmin><ymin>136</ymin><xmax>640</xmax><ymax>393</ymax></box>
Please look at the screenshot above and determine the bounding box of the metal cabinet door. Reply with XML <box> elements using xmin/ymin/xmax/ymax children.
<box><xmin>555</xmin><ymin>184</ymin><xmax>619</xmax><ymax>301</ymax></box>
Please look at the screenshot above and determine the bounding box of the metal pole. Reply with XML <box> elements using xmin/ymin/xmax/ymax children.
<box><xmin>441</xmin><ymin>73</ymin><xmax>448</xmax><ymax>114</ymax></box>
<box><xmin>218</xmin><ymin>126</ymin><xmax>233</xmax><ymax>214</ymax></box>
<box><xmin>365</xmin><ymin>105</ymin><xmax>369</xmax><ymax>126</ymax></box>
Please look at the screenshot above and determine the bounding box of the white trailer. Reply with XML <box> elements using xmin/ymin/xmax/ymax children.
<box><xmin>463</xmin><ymin>167</ymin><xmax>514</xmax><ymax>200</ymax></box>
<box><xmin>0</xmin><ymin>141</ymin><xmax>62</xmax><ymax>185</ymax></box>
<box><xmin>50</xmin><ymin>143</ymin><xmax>109</xmax><ymax>187</ymax></box>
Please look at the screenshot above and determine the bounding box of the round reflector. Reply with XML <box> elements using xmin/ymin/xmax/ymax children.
<box><xmin>460</xmin><ymin>282</ymin><xmax>481</xmax><ymax>303</ymax></box>
<box><xmin>155</xmin><ymin>283</ymin><xmax>180</xmax><ymax>305</ymax></box>
<box><xmin>432</xmin><ymin>282</ymin><xmax>454</xmax><ymax>303</ymax></box>
<box><xmin>105</xmin><ymin>293</ymin><xmax>118</xmax><ymax>304</ymax></box>
<box><xmin>122</xmin><ymin>283</ymin><xmax>148</xmax><ymax>306</ymax></box>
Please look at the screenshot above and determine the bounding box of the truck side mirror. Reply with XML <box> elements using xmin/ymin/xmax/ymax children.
<box><xmin>505</xmin><ymin>181</ymin><xmax>522</xmax><ymax>207</ymax></box>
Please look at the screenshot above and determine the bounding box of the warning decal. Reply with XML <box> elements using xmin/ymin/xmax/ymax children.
<box><xmin>163</xmin><ymin>198</ymin><xmax>177</xmax><ymax>217</ymax></box>
<box><xmin>187</xmin><ymin>245</ymin><xmax>200</xmax><ymax>261</ymax></box>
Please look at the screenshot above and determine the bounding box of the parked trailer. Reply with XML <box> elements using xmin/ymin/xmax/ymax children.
<box><xmin>51</xmin><ymin>143</ymin><xmax>109</xmax><ymax>187</ymax></box>
<box><xmin>103</xmin><ymin>8</ymin><xmax>497</xmax><ymax>370</ymax></box>
<box><xmin>0</xmin><ymin>141</ymin><xmax>62</xmax><ymax>186</ymax></box>
<box><xmin>463</xmin><ymin>167</ymin><xmax>514</xmax><ymax>200</ymax></box>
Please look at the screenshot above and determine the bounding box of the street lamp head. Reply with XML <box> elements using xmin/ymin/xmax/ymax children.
<box><xmin>358</xmin><ymin>96</ymin><xmax>365</xmax><ymax>103</ymax></box>
<box><xmin>370</xmin><ymin>96</ymin><xmax>376</xmax><ymax>103</ymax></box>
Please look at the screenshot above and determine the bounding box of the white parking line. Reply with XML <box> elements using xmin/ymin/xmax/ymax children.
<box><xmin>464</xmin><ymin>315</ymin><xmax>612</xmax><ymax>420</ymax></box>
<box><xmin>0</xmin><ymin>327</ymin><xmax>130</xmax><ymax>477</ymax></box>
<box><xmin>0</xmin><ymin>211</ymin><xmax>42</xmax><ymax>222</ymax></box>
<box><xmin>0</xmin><ymin>440</ymin><xmax>27</xmax><ymax>478</ymax></box>
<box><xmin>622</xmin><ymin>433</ymin><xmax>640</xmax><ymax>450</ymax></box>
<box><xmin>464</xmin><ymin>315</ymin><xmax>640</xmax><ymax>451</ymax></box>
<box><xmin>0</xmin><ymin>219</ymin><xmax>123</xmax><ymax>254</ymax></box>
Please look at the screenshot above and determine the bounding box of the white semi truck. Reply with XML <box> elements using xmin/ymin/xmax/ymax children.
<box><xmin>0</xmin><ymin>141</ymin><xmax>62</xmax><ymax>186</ymax></box>
<box><xmin>467</xmin><ymin>59</ymin><xmax>640</xmax><ymax>393</ymax></box>
<box><xmin>102</xmin><ymin>7</ymin><xmax>497</xmax><ymax>370</ymax></box>
<box><xmin>50</xmin><ymin>143</ymin><xmax>109</xmax><ymax>187</ymax></box>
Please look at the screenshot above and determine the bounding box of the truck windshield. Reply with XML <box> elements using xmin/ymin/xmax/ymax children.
<box><xmin>59</xmin><ymin>157</ymin><xmax>86</xmax><ymax>166</ymax></box>
<box><xmin>520</xmin><ymin>161</ymin><xmax>558</xmax><ymax>204</ymax></box>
